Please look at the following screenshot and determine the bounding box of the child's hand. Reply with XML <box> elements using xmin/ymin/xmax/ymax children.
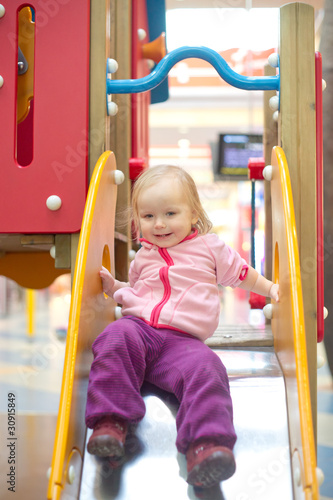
<box><xmin>99</xmin><ymin>266</ymin><xmax>116</xmax><ymax>297</ymax></box>
<box><xmin>270</xmin><ymin>283</ymin><xmax>279</xmax><ymax>302</ymax></box>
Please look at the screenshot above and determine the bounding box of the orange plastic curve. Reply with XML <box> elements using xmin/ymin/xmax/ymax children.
<box><xmin>47</xmin><ymin>151</ymin><xmax>118</xmax><ymax>499</ymax></box>
<box><xmin>142</xmin><ymin>32</ymin><xmax>166</xmax><ymax>64</ymax></box>
<box><xmin>271</xmin><ymin>146</ymin><xmax>318</xmax><ymax>499</ymax></box>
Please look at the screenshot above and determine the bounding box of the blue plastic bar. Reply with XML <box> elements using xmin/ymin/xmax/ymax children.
<box><xmin>107</xmin><ymin>46</ymin><xmax>279</xmax><ymax>94</ymax></box>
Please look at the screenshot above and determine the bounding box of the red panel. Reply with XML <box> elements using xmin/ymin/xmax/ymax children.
<box><xmin>131</xmin><ymin>0</ymin><xmax>150</xmax><ymax>169</ymax></box>
<box><xmin>0</xmin><ymin>1</ymin><xmax>90</xmax><ymax>233</ymax></box>
<box><xmin>17</xmin><ymin>99</ymin><xmax>34</xmax><ymax>166</ymax></box>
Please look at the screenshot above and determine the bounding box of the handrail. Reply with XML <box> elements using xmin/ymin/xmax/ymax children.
<box><xmin>107</xmin><ymin>46</ymin><xmax>280</xmax><ymax>95</ymax></box>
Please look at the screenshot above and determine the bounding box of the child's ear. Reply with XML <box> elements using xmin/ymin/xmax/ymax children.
<box><xmin>191</xmin><ymin>211</ymin><xmax>199</xmax><ymax>225</ymax></box>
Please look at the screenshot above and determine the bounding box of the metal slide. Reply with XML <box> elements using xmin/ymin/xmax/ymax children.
<box><xmin>47</xmin><ymin>147</ymin><xmax>319</xmax><ymax>500</ymax></box>
<box><xmin>80</xmin><ymin>346</ymin><xmax>293</xmax><ymax>500</ymax></box>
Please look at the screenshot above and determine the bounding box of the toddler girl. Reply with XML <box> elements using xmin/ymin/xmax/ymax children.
<box><xmin>85</xmin><ymin>165</ymin><xmax>279</xmax><ymax>489</ymax></box>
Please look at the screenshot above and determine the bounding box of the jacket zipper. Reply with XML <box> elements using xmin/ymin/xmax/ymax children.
<box><xmin>150</xmin><ymin>247</ymin><xmax>174</xmax><ymax>326</ymax></box>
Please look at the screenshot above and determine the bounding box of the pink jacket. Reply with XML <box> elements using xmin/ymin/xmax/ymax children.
<box><xmin>114</xmin><ymin>230</ymin><xmax>248</xmax><ymax>341</ymax></box>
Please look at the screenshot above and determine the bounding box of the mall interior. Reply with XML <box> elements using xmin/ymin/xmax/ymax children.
<box><xmin>0</xmin><ymin>1</ymin><xmax>332</xmax><ymax>499</ymax></box>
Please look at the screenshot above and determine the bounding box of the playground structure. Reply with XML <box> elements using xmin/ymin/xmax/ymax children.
<box><xmin>0</xmin><ymin>1</ymin><xmax>325</xmax><ymax>499</ymax></box>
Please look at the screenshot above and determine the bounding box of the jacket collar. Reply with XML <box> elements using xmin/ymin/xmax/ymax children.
<box><xmin>139</xmin><ymin>228</ymin><xmax>198</xmax><ymax>249</ymax></box>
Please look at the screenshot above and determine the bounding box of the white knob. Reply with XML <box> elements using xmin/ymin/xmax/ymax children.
<box><xmin>67</xmin><ymin>465</ymin><xmax>75</xmax><ymax>485</ymax></box>
<box><xmin>269</xmin><ymin>95</ymin><xmax>279</xmax><ymax>111</ymax></box>
<box><xmin>115</xmin><ymin>306</ymin><xmax>122</xmax><ymax>320</ymax></box>
<box><xmin>268</xmin><ymin>53</ymin><xmax>279</xmax><ymax>68</ymax></box>
<box><xmin>0</xmin><ymin>75</ymin><xmax>4</xmax><ymax>88</ymax></box>
<box><xmin>316</xmin><ymin>467</ymin><xmax>324</xmax><ymax>486</ymax></box>
<box><xmin>113</xmin><ymin>170</ymin><xmax>125</xmax><ymax>185</ymax></box>
<box><xmin>294</xmin><ymin>466</ymin><xmax>301</xmax><ymax>487</ymax></box>
<box><xmin>322</xmin><ymin>79</ymin><xmax>327</xmax><ymax>91</ymax></box>
<box><xmin>317</xmin><ymin>354</ymin><xmax>325</xmax><ymax>369</ymax></box>
<box><xmin>50</xmin><ymin>246</ymin><xmax>56</xmax><ymax>259</ymax></box>
<box><xmin>263</xmin><ymin>303</ymin><xmax>273</xmax><ymax>320</ymax></box>
<box><xmin>47</xmin><ymin>467</ymin><xmax>51</xmax><ymax>479</ymax></box>
<box><xmin>129</xmin><ymin>249</ymin><xmax>136</xmax><ymax>261</ymax></box>
<box><xmin>324</xmin><ymin>306</ymin><xmax>328</xmax><ymax>319</ymax></box>
<box><xmin>0</xmin><ymin>5</ymin><xmax>5</xmax><ymax>18</ymax></box>
<box><xmin>107</xmin><ymin>58</ymin><xmax>118</xmax><ymax>74</ymax></box>
<box><xmin>272</xmin><ymin>110</ymin><xmax>279</xmax><ymax>122</ymax></box>
<box><xmin>107</xmin><ymin>101</ymin><xmax>118</xmax><ymax>116</ymax></box>
<box><xmin>46</xmin><ymin>195</ymin><xmax>62</xmax><ymax>211</ymax></box>
<box><xmin>147</xmin><ymin>59</ymin><xmax>155</xmax><ymax>70</ymax></box>
<box><xmin>263</xmin><ymin>165</ymin><xmax>273</xmax><ymax>181</ymax></box>
<box><xmin>138</xmin><ymin>28</ymin><xmax>147</xmax><ymax>41</ymax></box>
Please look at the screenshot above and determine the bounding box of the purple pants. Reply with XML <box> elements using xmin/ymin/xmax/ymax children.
<box><xmin>85</xmin><ymin>316</ymin><xmax>236</xmax><ymax>454</ymax></box>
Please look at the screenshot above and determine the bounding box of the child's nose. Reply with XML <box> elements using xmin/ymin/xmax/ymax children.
<box><xmin>155</xmin><ymin>217</ymin><xmax>166</xmax><ymax>228</ymax></box>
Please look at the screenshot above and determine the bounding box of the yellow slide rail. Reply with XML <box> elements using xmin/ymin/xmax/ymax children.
<box><xmin>47</xmin><ymin>151</ymin><xmax>120</xmax><ymax>499</ymax></box>
<box><xmin>270</xmin><ymin>146</ymin><xmax>318</xmax><ymax>499</ymax></box>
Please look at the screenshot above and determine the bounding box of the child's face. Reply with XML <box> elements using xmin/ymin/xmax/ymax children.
<box><xmin>137</xmin><ymin>176</ymin><xmax>198</xmax><ymax>248</ymax></box>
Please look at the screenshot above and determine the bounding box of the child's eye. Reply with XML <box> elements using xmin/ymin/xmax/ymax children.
<box><xmin>166</xmin><ymin>211</ymin><xmax>176</xmax><ymax>216</ymax></box>
<box><xmin>143</xmin><ymin>214</ymin><xmax>153</xmax><ymax>219</ymax></box>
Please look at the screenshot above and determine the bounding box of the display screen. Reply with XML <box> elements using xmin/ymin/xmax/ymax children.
<box><xmin>217</xmin><ymin>134</ymin><xmax>263</xmax><ymax>178</ymax></box>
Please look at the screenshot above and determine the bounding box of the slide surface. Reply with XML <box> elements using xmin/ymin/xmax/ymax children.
<box><xmin>47</xmin><ymin>148</ymin><xmax>319</xmax><ymax>500</ymax></box>
<box><xmin>80</xmin><ymin>346</ymin><xmax>293</xmax><ymax>500</ymax></box>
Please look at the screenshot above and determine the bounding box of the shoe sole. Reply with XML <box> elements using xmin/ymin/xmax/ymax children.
<box><xmin>87</xmin><ymin>435</ymin><xmax>124</xmax><ymax>459</ymax></box>
<box><xmin>187</xmin><ymin>450</ymin><xmax>236</xmax><ymax>488</ymax></box>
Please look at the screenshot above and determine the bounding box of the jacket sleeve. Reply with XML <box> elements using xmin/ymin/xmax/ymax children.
<box><xmin>128</xmin><ymin>255</ymin><xmax>140</xmax><ymax>287</ymax></box>
<box><xmin>206</xmin><ymin>233</ymin><xmax>248</xmax><ymax>288</ymax></box>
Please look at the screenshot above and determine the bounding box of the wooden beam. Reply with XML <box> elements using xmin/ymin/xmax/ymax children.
<box><xmin>54</xmin><ymin>234</ymin><xmax>71</xmax><ymax>269</ymax></box>
<box><xmin>264</xmin><ymin>64</ymin><xmax>278</xmax><ymax>283</ymax></box>
<box><xmin>89</xmin><ymin>0</ymin><xmax>110</xmax><ymax>180</ymax></box>
<box><xmin>279</xmin><ymin>1</ymin><xmax>317</xmax><ymax>440</ymax></box>
<box><xmin>109</xmin><ymin>0</ymin><xmax>132</xmax><ymax>281</ymax></box>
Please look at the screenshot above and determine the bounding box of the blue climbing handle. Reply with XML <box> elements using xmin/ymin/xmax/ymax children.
<box><xmin>107</xmin><ymin>46</ymin><xmax>279</xmax><ymax>94</ymax></box>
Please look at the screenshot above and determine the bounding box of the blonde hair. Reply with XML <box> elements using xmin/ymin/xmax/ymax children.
<box><xmin>131</xmin><ymin>165</ymin><xmax>212</xmax><ymax>236</ymax></box>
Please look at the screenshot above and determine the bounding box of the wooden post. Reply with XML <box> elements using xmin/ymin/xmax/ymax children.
<box><xmin>89</xmin><ymin>0</ymin><xmax>110</xmax><ymax>179</ymax></box>
<box><xmin>279</xmin><ymin>2</ymin><xmax>317</xmax><ymax>439</ymax></box>
<box><xmin>110</xmin><ymin>0</ymin><xmax>132</xmax><ymax>282</ymax></box>
<box><xmin>86</xmin><ymin>0</ymin><xmax>132</xmax><ymax>284</ymax></box>
<box><xmin>264</xmin><ymin>64</ymin><xmax>278</xmax><ymax>283</ymax></box>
